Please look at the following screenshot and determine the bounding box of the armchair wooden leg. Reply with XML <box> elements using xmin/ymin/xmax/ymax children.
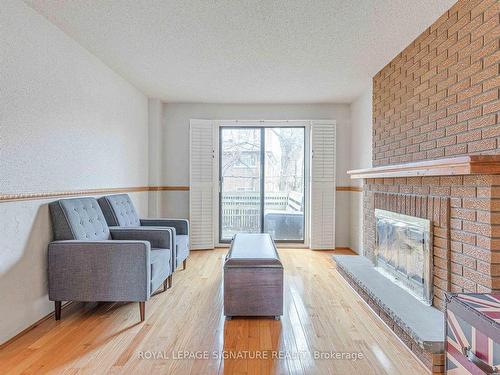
<box><xmin>183</xmin><ymin>259</ymin><xmax>187</xmax><ymax>270</ymax></box>
<box><xmin>139</xmin><ymin>302</ymin><xmax>145</xmax><ymax>322</ymax></box>
<box><xmin>163</xmin><ymin>279</ymin><xmax>169</xmax><ymax>292</ymax></box>
<box><xmin>168</xmin><ymin>275</ymin><xmax>173</xmax><ymax>288</ymax></box>
<box><xmin>54</xmin><ymin>301</ymin><xmax>61</xmax><ymax>320</ymax></box>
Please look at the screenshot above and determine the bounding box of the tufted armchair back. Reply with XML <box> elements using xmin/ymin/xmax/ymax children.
<box><xmin>49</xmin><ymin>197</ymin><xmax>111</xmax><ymax>241</ymax></box>
<box><xmin>98</xmin><ymin>194</ymin><xmax>141</xmax><ymax>227</ymax></box>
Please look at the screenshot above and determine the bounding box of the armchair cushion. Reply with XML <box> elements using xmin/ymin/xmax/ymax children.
<box><xmin>140</xmin><ymin>218</ymin><xmax>189</xmax><ymax>235</ymax></box>
<box><xmin>109</xmin><ymin>227</ymin><xmax>174</xmax><ymax>250</ymax></box>
<box><xmin>49</xmin><ymin>198</ymin><xmax>110</xmax><ymax>241</ymax></box>
<box><xmin>98</xmin><ymin>194</ymin><xmax>141</xmax><ymax>227</ymax></box>
<box><xmin>48</xmin><ymin>240</ymin><xmax>151</xmax><ymax>301</ymax></box>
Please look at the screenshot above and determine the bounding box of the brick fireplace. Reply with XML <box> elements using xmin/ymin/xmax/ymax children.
<box><xmin>364</xmin><ymin>174</ymin><xmax>500</xmax><ymax>311</ymax></box>
<box><xmin>341</xmin><ymin>0</ymin><xmax>499</xmax><ymax>372</ymax></box>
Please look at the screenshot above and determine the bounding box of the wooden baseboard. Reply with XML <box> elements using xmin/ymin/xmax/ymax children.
<box><xmin>0</xmin><ymin>301</ymin><xmax>74</xmax><ymax>348</ymax></box>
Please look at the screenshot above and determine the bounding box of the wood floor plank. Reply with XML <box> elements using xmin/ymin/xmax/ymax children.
<box><xmin>0</xmin><ymin>249</ymin><xmax>429</xmax><ymax>374</ymax></box>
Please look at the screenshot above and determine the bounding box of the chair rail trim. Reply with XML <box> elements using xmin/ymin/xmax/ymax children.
<box><xmin>0</xmin><ymin>186</ymin><xmax>190</xmax><ymax>203</ymax></box>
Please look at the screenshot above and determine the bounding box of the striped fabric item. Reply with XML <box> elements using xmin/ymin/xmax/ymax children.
<box><xmin>455</xmin><ymin>294</ymin><xmax>500</xmax><ymax>323</ymax></box>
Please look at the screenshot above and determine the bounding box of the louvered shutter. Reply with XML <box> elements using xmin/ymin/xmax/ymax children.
<box><xmin>189</xmin><ymin>120</ymin><xmax>215</xmax><ymax>249</ymax></box>
<box><xmin>310</xmin><ymin>121</ymin><xmax>336</xmax><ymax>249</ymax></box>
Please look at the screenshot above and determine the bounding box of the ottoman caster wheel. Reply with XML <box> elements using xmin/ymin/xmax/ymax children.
<box><xmin>226</xmin><ymin>316</ymin><xmax>232</xmax><ymax>320</ymax></box>
<box><xmin>274</xmin><ymin>316</ymin><xmax>281</xmax><ymax>320</ymax></box>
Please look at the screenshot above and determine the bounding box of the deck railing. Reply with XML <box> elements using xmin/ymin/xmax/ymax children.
<box><xmin>221</xmin><ymin>192</ymin><xmax>302</xmax><ymax>233</ymax></box>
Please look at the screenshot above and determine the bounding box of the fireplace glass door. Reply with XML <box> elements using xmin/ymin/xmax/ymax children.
<box><xmin>375</xmin><ymin>209</ymin><xmax>432</xmax><ymax>305</ymax></box>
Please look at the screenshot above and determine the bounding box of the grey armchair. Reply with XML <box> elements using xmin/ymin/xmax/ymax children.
<box><xmin>98</xmin><ymin>194</ymin><xmax>190</xmax><ymax>278</ymax></box>
<box><xmin>48</xmin><ymin>197</ymin><xmax>174</xmax><ymax>322</ymax></box>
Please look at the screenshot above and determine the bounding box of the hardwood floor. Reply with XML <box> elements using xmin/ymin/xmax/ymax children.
<box><xmin>0</xmin><ymin>249</ymin><xmax>428</xmax><ymax>374</ymax></box>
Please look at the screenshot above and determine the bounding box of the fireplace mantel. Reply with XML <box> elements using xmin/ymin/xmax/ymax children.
<box><xmin>347</xmin><ymin>155</ymin><xmax>500</xmax><ymax>179</ymax></box>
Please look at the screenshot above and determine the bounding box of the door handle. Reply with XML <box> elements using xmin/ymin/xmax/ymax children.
<box><xmin>463</xmin><ymin>346</ymin><xmax>500</xmax><ymax>374</ymax></box>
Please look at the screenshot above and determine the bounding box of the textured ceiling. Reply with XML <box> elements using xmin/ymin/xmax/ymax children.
<box><xmin>25</xmin><ymin>0</ymin><xmax>456</xmax><ymax>103</ymax></box>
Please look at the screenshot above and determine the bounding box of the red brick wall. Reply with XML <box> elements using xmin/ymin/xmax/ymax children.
<box><xmin>372</xmin><ymin>0</ymin><xmax>499</xmax><ymax>167</ymax></box>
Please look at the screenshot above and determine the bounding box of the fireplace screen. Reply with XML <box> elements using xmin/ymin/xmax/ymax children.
<box><xmin>375</xmin><ymin>209</ymin><xmax>433</xmax><ymax>305</ymax></box>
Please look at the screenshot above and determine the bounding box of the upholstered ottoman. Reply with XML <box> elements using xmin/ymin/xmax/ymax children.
<box><xmin>224</xmin><ymin>233</ymin><xmax>283</xmax><ymax>320</ymax></box>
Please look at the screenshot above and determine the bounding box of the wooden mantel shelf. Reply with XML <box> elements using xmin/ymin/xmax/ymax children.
<box><xmin>347</xmin><ymin>155</ymin><xmax>500</xmax><ymax>179</ymax></box>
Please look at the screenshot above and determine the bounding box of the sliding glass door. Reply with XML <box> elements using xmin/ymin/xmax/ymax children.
<box><xmin>219</xmin><ymin>126</ymin><xmax>305</xmax><ymax>243</ymax></box>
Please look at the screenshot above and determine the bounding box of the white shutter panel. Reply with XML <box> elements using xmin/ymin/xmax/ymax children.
<box><xmin>310</xmin><ymin>121</ymin><xmax>336</xmax><ymax>249</ymax></box>
<box><xmin>189</xmin><ymin>120</ymin><xmax>215</xmax><ymax>249</ymax></box>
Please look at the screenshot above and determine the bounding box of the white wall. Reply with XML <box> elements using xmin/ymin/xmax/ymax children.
<box><xmin>0</xmin><ymin>0</ymin><xmax>149</xmax><ymax>344</ymax></box>
<box><xmin>148</xmin><ymin>98</ymin><xmax>164</xmax><ymax>216</ymax></box>
<box><xmin>349</xmin><ymin>83</ymin><xmax>373</xmax><ymax>254</ymax></box>
<box><xmin>160</xmin><ymin>103</ymin><xmax>352</xmax><ymax>247</ymax></box>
